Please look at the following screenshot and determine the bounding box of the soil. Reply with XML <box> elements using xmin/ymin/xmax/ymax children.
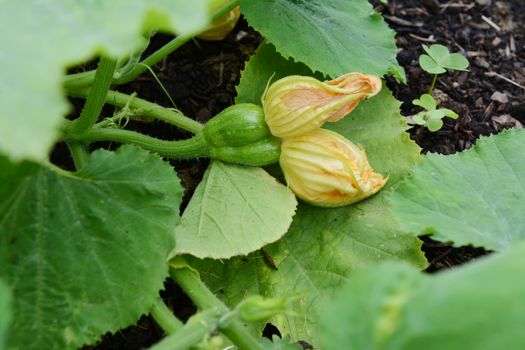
<box><xmin>84</xmin><ymin>0</ymin><xmax>524</xmax><ymax>348</ymax></box>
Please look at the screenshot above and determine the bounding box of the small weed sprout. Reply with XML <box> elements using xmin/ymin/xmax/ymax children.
<box><xmin>413</xmin><ymin>44</ymin><xmax>469</xmax><ymax>131</ymax></box>
<box><xmin>412</xmin><ymin>94</ymin><xmax>458</xmax><ymax>132</ymax></box>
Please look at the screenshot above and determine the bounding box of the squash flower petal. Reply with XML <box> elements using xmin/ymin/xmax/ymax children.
<box><xmin>279</xmin><ymin>129</ymin><xmax>387</xmax><ymax>207</ymax></box>
<box><xmin>262</xmin><ymin>73</ymin><xmax>382</xmax><ymax>138</ymax></box>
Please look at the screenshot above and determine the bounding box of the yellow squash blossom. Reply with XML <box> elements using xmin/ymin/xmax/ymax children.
<box><xmin>262</xmin><ymin>73</ymin><xmax>381</xmax><ymax>138</ymax></box>
<box><xmin>279</xmin><ymin>128</ymin><xmax>387</xmax><ymax>207</ymax></box>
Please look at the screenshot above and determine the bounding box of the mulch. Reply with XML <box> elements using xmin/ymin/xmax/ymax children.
<box><xmin>87</xmin><ymin>0</ymin><xmax>525</xmax><ymax>348</ymax></box>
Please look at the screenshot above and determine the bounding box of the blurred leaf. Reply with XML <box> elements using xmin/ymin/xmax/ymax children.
<box><xmin>319</xmin><ymin>242</ymin><xmax>525</xmax><ymax>349</ymax></box>
<box><xmin>0</xmin><ymin>0</ymin><xmax>209</xmax><ymax>161</ymax></box>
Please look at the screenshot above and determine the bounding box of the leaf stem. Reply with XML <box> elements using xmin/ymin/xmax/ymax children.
<box><xmin>71</xmin><ymin>127</ymin><xmax>210</xmax><ymax>159</ymax></box>
<box><xmin>150</xmin><ymin>298</ymin><xmax>184</xmax><ymax>334</ymax></box>
<box><xmin>66</xmin><ymin>141</ymin><xmax>89</xmax><ymax>170</ymax></box>
<box><xmin>69</xmin><ymin>56</ymin><xmax>117</xmax><ymax>135</ymax></box>
<box><xmin>68</xmin><ymin>88</ymin><xmax>203</xmax><ymax>134</ymax></box>
<box><xmin>170</xmin><ymin>266</ymin><xmax>265</xmax><ymax>350</ymax></box>
<box><xmin>148</xmin><ymin>309</ymin><xmax>221</xmax><ymax>350</ymax></box>
<box><xmin>429</xmin><ymin>74</ymin><xmax>438</xmax><ymax>94</ymax></box>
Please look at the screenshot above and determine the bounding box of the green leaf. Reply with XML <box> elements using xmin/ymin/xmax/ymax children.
<box><xmin>319</xmin><ymin>242</ymin><xmax>525</xmax><ymax>350</ymax></box>
<box><xmin>412</xmin><ymin>94</ymin><xmax>437</xmax><ymax>111</ymax></box>
<box><xmin>0</xmin><ymin>0</ymin><xmax>209</xmax><ymax>162</ymax></box>
<box><xmin>0</xmin><ymin>145</ymin><xmax>183</xmax><ymax>349</ymax></box>
<box><xmin>0</xmin><ymin>279</ymin><xmax>11</xmax><ymax>350</ymax></box>
<box><xmin>441</xmin><ymin>108</ymin><xmax>459</xmax><ymax>119</ymax></box>
<box><xmin>422</xmin><ymin>44</ymin><xmax>449</xmax><ymax>63</ymax></box>
<box><xmin>198</xmin><ymin>46</ymin><xmax>426</xmax><ymax>345</ymax></box>
<box><xmin>420</xmin><ymin>44</ymin><xmax>469</xmax><ymax>74</ymax></box>
<box><xmin>426</xmin><ymin>118</ymin><xmax>444</xmax><ymax>132</ymax></box>
<box><xmin>412</xmin><ymin>113</ymin><xmax>427</xmax><ymax>125</ymax></box>
<box><xmin>418</xmin><ymin>55</ymin><xmax>446</xmax><ymax>75</ymax></box>
<box><xmin>388</xmin><ymin>129</ymin><xmax>525</xmax><ymax>251</ymax></box>
<box><xmin>239</xmin><ymin>0</ymin><xmax>403</xmax><ymax>80</ymax></box>
<box><xmin>443</xmin><ymin>53</ymin><xmax>470</xmax><ymax>71</ymax></box>
<box><xmin>172</xmin><ymin>161</ymin><xmax>297</xmax><ymax>259</ymax></box>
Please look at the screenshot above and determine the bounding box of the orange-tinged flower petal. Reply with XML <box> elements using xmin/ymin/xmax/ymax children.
<box><xmin>262</xmin><ymin>73</ymin><xmax>381</xmax><ymax>138</ymax></box>
<box><xmin>197</xmin><ymin>3</ymin><xmax>240</xmax><ymax>41</ymax></box>
<box><xmin>279</xmin><ymin>129</ymin><xmax>387</xmax><ymax>207</ymax></box>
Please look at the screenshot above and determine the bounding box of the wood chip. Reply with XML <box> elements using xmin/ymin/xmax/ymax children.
<box><xmin>490</xmin><ymin>91</ymin><xmax>509</xmax><ymax>103</ymax></box>
<box><xmin>491</xmin><ymin>37</ymin><xmax>502</xmax><ymax>47</ymax></box>
<box><xmin>492</xmin><ymin>114</ymin><xmax>524</xmax><ymax>129</ymax></box>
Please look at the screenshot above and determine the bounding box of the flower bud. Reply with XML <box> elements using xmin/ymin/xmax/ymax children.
<box><xmin>236</xmin><ymin>295</ymin><xmax>291</xmax><ymax>322</ymax></box>
<box><xmin>262</xmin><ymin>73</ymin><xmax>382</xmax><ymax>138</ymax></box>
<box><xmin>197</xmin><ymin>0</ymin><xmax>241</xmax><ymax>41</ymax></box>
<box><xmin>280</xmin><ymin>129</ymin><xmax>387</xmax><ymax>207</ymax></box>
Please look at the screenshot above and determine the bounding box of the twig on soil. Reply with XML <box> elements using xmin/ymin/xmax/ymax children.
<box><xmin>408</xmin><ymin>33</ymin><xmax>436</xmax><ymax>42</ymax></box>
<box><xmin>481</xmin><ymin>15</ymin><xmax>501</xmax><ymax>32</ymax></box>
<box><xmin>485</xmin><ymin>71</ymin><xmax>525</xmax><ymax>90</ymax></box>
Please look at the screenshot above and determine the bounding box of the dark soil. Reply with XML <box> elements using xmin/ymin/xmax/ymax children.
<box><xmin>86</xmin><ymin>1</ymin><xmax>524</xmax><ymax>348</ymax></box>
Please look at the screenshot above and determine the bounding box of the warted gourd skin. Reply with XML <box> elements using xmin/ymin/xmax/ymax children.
<box><xmin>197</xmin><ymin>0</ymin><xmax>241</xmax><ymax>41</ymax></box>
<box><xmin>279</xmin><ymin>128</ymin><xmax>387</xmax><ymax>207</ymax></box>
<box><xmin>262</xmin><ymin>73</ymin><xmax>382</xmax><ymax>139</ymax></box>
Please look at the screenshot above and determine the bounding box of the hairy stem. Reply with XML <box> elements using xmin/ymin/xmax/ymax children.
<box><xmin>68</xmin><ymin>88</ymin><xmax>203</xmax><ymax>134</ymax></box>
<box><xmin>170</xmin><ymin>266</ymin><xmax>265</xmax><ymax>350</ymax></box>
<box><xmin>70</xmin><ymin>127</ymin><xmax>210</xmax><ymax>159</ymax></box>
<box><xmin>69</xmin><ymin>56</ymin><xmax>117</xmax><ymax>135</ymax></box>
<box><xmin>66</xmin><ymin>141</ymin><xmax>89</xmax><ymax>170</ymax></box>
<box><xmin>150</xmin><ymin>298</ymin><xmax>184</xmax><ymax>334</ymax></box>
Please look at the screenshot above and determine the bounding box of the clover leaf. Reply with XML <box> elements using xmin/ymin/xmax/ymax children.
<box><xmin>412</xmin><ymin>94</ymin><xmax>458</xmax><ymax>132</ymax></box>
<box><xmin>419</xmin><ymin>44</ymin><xmax>469</xmax><ymax>75</ymax></box>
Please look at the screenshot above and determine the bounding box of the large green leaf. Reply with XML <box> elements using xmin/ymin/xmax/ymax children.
<box><xmin>387</xmin><ymin>129</ymin><xmax>525</xmax><ymax>251</ymax></box>
<box><xmin>0</xmin><ymin>279</ymin><xmax>11</xmax><ymax>350</ymax></box>
<box><xmin>239</xmin><ymin>0</ymin><xmax>403</xmax><ymax>80</ymax></box>
<box><xmin>0</xmin><ymin>146</ymin><xmax>183</xmax><ymax>349</ymax></box>
<box><xmin>319</xmin><ymin>243</ymin><xmax>525</xmax><ymax>350</ymax></box>
<box><xmin>0</xmin><ymin>0</ymin><xmax>208</xmax><ymax>162</ymax></box>
<box><xmin>195</xmin><ymin>46</ymin><xmax>425</xmax><ymax>345</ymax></box>
<box><xmin>173</xmin><ymin>161</ymin><xmax>297</xmax><ymax>259</ymax></box>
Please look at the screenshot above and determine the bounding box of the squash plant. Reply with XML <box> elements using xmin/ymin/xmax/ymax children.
<box><xmin>1</xmin><ymin>1</ymin><xmax>525</xmax><ymax>349</ymax></box>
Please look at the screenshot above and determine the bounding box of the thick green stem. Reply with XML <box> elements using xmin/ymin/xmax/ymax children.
<box><xmin>71</xmin><ymin>128</ymin><xmax>210</xmax><ymax>159</ymax></box>
<box><xmin>148</xmin><ymin>309</ymin><xmax>220</xmax><ymax>350</ymax></box>
<box><xmin>63</xmin><ymin>1</ymin><xmax>240</xmax><ymax>89</ymax></box>
<box><xmin>68</xmin><ymin>88</ymin><xmax>203</xmax><ymax>134</ymax></box>
<box><xmin>66</xmin><ymin>141</ymin><xmax>89</xmax><ymax>169</ymax></box>
<box><xmin>429</xmin><ymin>74</ymin><xmax>438</xmax><ymax>94</ymax></box>
<box><xmin>150</xmin><ymin>298</ymin><xmax>184</xmax><ymax>334</ymax></box>
<box><xmin>69</xmin><ymin>57</ymin><xmax>117</xmax><ymax>135</ymax></box>
<box><xmin>170</xmin><ymin>267</ymin><xmax>265</xmax><ymax>350</ymax></box>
